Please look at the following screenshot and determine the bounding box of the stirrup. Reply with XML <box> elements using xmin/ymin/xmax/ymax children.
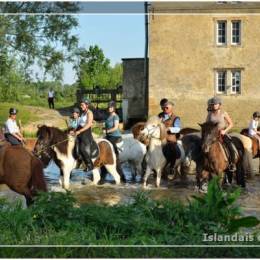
<box><xmin>228</xmin><ymin>164</ymin><xmax>236</xmax><ymax>172</ymax></box>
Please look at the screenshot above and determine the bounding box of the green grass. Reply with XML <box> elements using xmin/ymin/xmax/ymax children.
<box><xmin>0</xmin><ymin>103</ymin><xmax>39</xmax><ymax>129</ymax></box>
<box><xmin>0</xmin><ymin>178</ymin><xmax>259</xmax><ymax>258</ymax></box>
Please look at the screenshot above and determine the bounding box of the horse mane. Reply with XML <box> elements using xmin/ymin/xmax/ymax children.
<box><xmin>37</xmin><ymin>125</ymin><xmax>69</xmax><ymax>155</ymax></box>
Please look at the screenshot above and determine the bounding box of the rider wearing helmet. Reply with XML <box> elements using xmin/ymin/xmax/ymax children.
<box><xmin>158</xmin><ymin>99</ymin><xmax>181</xmax><ymax>135</ymax></box>
<box><xmin>68</xmin><ymin>107</ymin><xmax>80</xmax><ymax>131</ymax></box>
<box><xmin>104</xmin><ymin>101</ymin><xmax>122</xmax><ymax>155</ymax></box>
<box><xmin>4</xmin><ymin>108</ymin><xmax>24</xmax><ymax>145</ymax></box>
<box><xmin>75</xmin><ymin>99</ymin><xmax>97</xmax><ymax>172</ymax></box>
<box><xmin>248</xmin><ymin>111</ymin><xmax>260</xmax><ymax>151</ymax></box>
<box><xmin>206</xmin><ymin>97</ymin><xmax>236</xmax><ymax>171</ymax></box>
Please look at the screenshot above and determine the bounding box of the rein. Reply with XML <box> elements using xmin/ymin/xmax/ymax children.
<box><xmin>35</xmin><ymin>136</ymin><xmax>73</xmax><ymax>156</ymax></box>
<box><xmin>144</xmin><ymin>125</ymin><xmax>161</xmax><ymax>140</ymax></box>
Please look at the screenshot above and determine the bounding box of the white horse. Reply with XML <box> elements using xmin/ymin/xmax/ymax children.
<box><xmin>34</xmin><ymin>125</ymin><xmax>121</xmax><ymax>190</ymax></box>
<box><xmin>140</xmin><ymin>116</ymin><xmax>186</xmax><ymax>187</ymax></box>
<box><xmin>116</xmin><ymin>133</ymin><xmax>147</xmax><ymax>181</ymax></box>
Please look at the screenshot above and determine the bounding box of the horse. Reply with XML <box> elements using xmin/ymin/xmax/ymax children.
<box><xmin>0</xmin><ymin>142</ymin><xmax>47</xmax><ymax>206</ymax></box>
<box><xmin>34</xmin><ymin>125</ymin><xmax>121</xmax><ymax>190</ymax></box>
<box><xmin>240</xmin><ymin>127</ymin><xmax>260</xmax><ymax>175</ymax></box>
<box><xmin>198</xmin><ymin>121</ymin><xmax>246</xmax><ymax>188</ymax></box>
<box><xmin>116</xmin><ymin>134</ymin><xmax>147</xmax><ymax>181</ymax></box>
<box><xmin>180</xmin><ymin>132</ymin><xmax>204</xmax><ymax>178</ymax></box>
<box><xmin>140</xmin><ymin>116</ymin><xmax>186</xmax><ymax>187</ymax></box>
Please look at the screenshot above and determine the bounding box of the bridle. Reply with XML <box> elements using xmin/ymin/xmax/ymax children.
<box><xmin>142</xmin><ymin>124</ymin><xmax>161</xmax><ymax>140</ymax></box>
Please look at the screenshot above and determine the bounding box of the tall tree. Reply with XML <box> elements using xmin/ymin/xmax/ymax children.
<box><xmin>75</xmin><ymin>45</ymin><xmax>122</xmax><ymax>89</ymax></box>
<box><xmin>0</xmin><ymin>2</ymin><xmax>79</xmax><ymax>80</ymax></box>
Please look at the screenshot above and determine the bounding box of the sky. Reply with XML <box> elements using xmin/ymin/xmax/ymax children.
<box><xmin>62</xmin><ymin>14</ymin><xmax>145</xmax><ymax>84</ymax></box>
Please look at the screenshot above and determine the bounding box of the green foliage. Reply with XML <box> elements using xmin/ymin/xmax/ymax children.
<box><xmin>191</xmin><ymin>177</ymin><xmax>259</xmax><ymax>234</ymax></box>
<box><xmin>0</xmin><ymin>178</ymin><xmax>259</xmax><ymax>257</ymax></box>
<box><xmin>75</xmin><ymin>45</ymin><xmax>122</xmax><ymax>89</ymax></box>
<box><xmin>0</xmin><ymin>2</ymin><xmax>79</xmax><ymax>79</ymax></box>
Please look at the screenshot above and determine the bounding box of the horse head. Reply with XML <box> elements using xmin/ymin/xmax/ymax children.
<box><xmin>199</xmin><ymin>121</ymin><xmax>219</xmax><ymax>153</ymax></box>
<box><xmin>34</xmin><ymin>125</ymin><xmax>54</xmax><ymax>167</ymax></box>
<box><xmin>140</xmin><ymin>116</ymin><xmax>167</xmax><ymax>142</ymax></box>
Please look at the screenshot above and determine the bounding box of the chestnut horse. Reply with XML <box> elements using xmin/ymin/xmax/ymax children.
<box><xmin>199</xmin><ymin>121</ymin><xmax>246</xmax><ymax>188</ymax></box>
<box><xmin>0</xmin><ymin>142</ymin><xmax>47</xmax><ymax>205</ymax></box>
<box><xmin>34</xmin><ymin>125</ymin><xmax>121</xmax><ymax>190</ymax></box>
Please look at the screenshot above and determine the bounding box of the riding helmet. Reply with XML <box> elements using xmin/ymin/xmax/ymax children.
<box><xmin>73</xmin><ymin>107</ymin><xmax>80</xmax><ymax>114</ymax></box>
<box><xmin>253</xmin><ymin>111</ymin><xmax>260</xmax><ymax>118</ymax></box>
<box><xmin>81</xmin><ymin>98</ymin><xmax>91</xmax><ymax>105</ymax></box>
<box><xmin>160</xmin><ymin>98</ymin><xmax>168</xmax><ymax>107</ymax></box>
<box><xmin>9</xmin><ymin>108</ymin><xmax>18</xmax><ymax>115</ymax></box>
<box><xmin>208</xmin><ymin>96</ymin><xmax>222</xmax><ymax>106</ymax></box>
<box><xmin>108</xmin><ymin>101</ymin><xmax>116</xmax><ymax>108</ymax></box>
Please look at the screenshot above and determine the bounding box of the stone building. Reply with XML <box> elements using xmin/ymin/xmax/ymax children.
<box><xmin>148</xmin><ymin>2</ymin><xmax>260</xmax><ymax>128</ymax></box>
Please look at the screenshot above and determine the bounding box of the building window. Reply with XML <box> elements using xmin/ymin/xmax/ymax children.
<box><xmin>231</xmin><ymin>70</ymin><xmax>241</xmax><ymax>93</ymax></box>
<box><xmin>217</xmin><ymin>21</ymin><xmax>227</xmax><ymax>45</ymax></box>
<box><xmin>231</xmin><ymin>20</ymin><xmax>241</xmax><ymax>44</ymax></box>
<box><xmin>216</xmin><ymin>70</ymin><xmax>227</xmax><ymax>93</ymax></box>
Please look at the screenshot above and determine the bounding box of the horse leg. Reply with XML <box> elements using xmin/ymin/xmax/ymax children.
<box><xmin>143</xmin><ymin>166</ymin><xmax>152</xmax><ymax>188</ymax></box>
<box><xmin>156</xmin><ymin>168</ymin><xmax>162</xmax><ymax>188</ymax></box>
<box><xmin>104</xmin><ymin>164</ymin><xmax>121</xmax><ymax>185</ymax></box>
<box><xmin>92</xmin><ymin>168</ymin><xmax>101</xmax><ymax>185</ymax></box>
<box><xmin>135</xmin><ymin>161</ymin><xmax>143</xmax><ymax>182</ymax></box>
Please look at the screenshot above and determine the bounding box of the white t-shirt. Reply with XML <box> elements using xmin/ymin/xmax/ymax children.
<box><xmin>249</xmin><ymin>119</ymin><xmax>259</xmax><ymax>136</ymax></box>
<box><xmin>5</xmin><ymin>118</ymin><xmax>20</xmax><ymax>134</ymax></box>
<box><xmin>79</xmin><ymin>112</ymin><xmax>88</xmax><ymax>127</ymax></box>
<box><xmin>48</xmin><ymin>90</ymin><xmax>54</xmax><ymax>98</ymax></box>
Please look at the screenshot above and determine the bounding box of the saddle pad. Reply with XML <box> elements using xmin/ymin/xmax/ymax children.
<box><xmin>90</xmin><ymin>140</ymin><xmax>99</xmax><ymax>159</ymax></box>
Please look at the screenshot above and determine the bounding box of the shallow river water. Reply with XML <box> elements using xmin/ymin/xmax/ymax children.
<box><xmin>1</xmin><ymin>158</ymin><xmax>260</xmax><ymax>219</ymax></box>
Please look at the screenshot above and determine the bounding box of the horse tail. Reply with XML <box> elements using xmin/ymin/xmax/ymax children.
<box><xmin>30</xmin><ymin>156</ymin><xmax>47</xmax><ymax>194</ymax></box>
<box><xmin>231</xmin><ymin>136</ymin><xmax>246</xmax><ymax>187</ymax></box>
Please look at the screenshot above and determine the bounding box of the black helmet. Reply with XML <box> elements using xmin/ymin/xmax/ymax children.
<box><xmin>80</xmin><ymin>98</ymin><xmax>90</xmax><ymax>105</ymax></box>
<box><xmin>160</xmin><ymin>98</ymin><xmax>168</xmax><ymax>107</ymax></box>
<box><xmin>253</xmin><ymin>111</ymin><xmax>260</xmax><ymax>118</ymax></box>
<box><xmin>73</xmin><ymin>107</ymin><xmax>80</xmax><ymax>114</ymax></box>
<box><xmin>208</xmin><ymin>96</ymin><xmax>222</xmax><ymax>106</ymax></box>
<box><xmin>9</xmin><ymin>108</ymin><xmax>18</xmax><ymax>115</ymax></box>
<box><xmin>108</xmin><ymin>101</ymin><xmax>116</xmax><ymax>108</ymax></box>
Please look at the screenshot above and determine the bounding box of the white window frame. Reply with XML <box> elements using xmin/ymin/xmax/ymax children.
<box><xmin>216</xmin><ymin>70</ymin><xmax>227</xmax><ymax>94</ymax></box>
<box><xmin>216</xmin><ymin>20</ymin><xmax>227</xmax><ymax>45</ymax></box>
<box><xmin>231</xmin><ymin>70</ymin><xmax>241</xmax><ymax>94</ymax></box>
<box><xmin>231</xmin><ymin>20</ymin><xmax>241</xmax><ymax>45</ymax></box>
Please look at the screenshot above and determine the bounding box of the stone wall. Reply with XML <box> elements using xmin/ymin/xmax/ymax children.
<box><xmin>122</xmin><ymin>58</ymin><xmax>147</xmax><ymax>126</ymax></box>
<box><xmin>149</xmin><ymin>11</ymin><xmax>260</xmax><ymax>128</ymax></box>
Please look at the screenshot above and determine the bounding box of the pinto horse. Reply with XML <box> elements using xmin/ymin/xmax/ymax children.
<box><xmin>34</xmin><ymin>125</ymin><xmax>121</xmax><ymax>190</ymax></box>
<box><xmin>0</xmin><ymin>142</ymin><xmax>47</xmax><ymax>205</ymax></box>
<box><xmin>199</xmin><ymin>121</ymin><xmax>246</xmax><ymax>188</ymax></box>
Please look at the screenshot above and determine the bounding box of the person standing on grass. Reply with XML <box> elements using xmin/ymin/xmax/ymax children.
<box><xmin>4</xmin><ymin>108</ymin><xmax>24</xmax><ymax>145</ymax></box>
<box><xmin>48</xmin><ymin>88</ymin><xmax>55</xmax><ymax>109</ymax></box>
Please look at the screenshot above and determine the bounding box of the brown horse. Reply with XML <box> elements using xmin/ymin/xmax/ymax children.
<box><xmin>199</xmin><ymin>121</ymin><xmax>246</xmax><ymax>189</ymax></box>
<box><xmin>0</xmin><ymin>142</ymin><xmax>47</xmax><ymax>206</ymax></box>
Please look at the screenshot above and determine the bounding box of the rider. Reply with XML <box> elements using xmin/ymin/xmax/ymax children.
<box><xmin>248</xmin><ymin>111</ymin><xmax>260</xmax><ymax>152</ymax></box>
<box><xmin>158</xmin><ymin>99</ymin><xmax>181</xmax><ymax>136</ymax></box>
<box><xmin>4</xmin><ymin>108</ymin><xmax>24</xmax><ymax>145</ymax></box>
<box><xmin>206</xmin><ymin>96</ymin><xmax>236</xmax><ymax>172</ymax></box>
<box><xmin>68</xmin><ymin>107</ymin><xmax>80</xmax><ymax>132</ymax></box>
<box><xmin>158</xmin><ymin>99</ymin><xmax>182</xmax><ymax>168</ymax></box>
<box><xmin>104</xmin><ymin>101</ymin><xmax>122</xmax><ymax>155</ymax></box>
<box><xmin>75</xmin><ymin>99</ymin><xmax>96</xmax><ymax>172</ymax></box>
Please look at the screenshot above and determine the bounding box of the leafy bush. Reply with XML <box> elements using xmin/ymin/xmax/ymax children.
<box><xmin>0</xmin><ymin>177</ymin><xmax>259</xmax><ymax>257</ymax></box>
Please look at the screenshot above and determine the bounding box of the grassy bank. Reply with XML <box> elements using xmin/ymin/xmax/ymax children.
<box><xmin>0</xmin><ymin>178</ymin><xmax>259</xmax><ymax>258</ymax></box>
<box><xmin>0</xmin><ymin>103</ymin><xmax>39</xmax><ymax>128</ymax></box>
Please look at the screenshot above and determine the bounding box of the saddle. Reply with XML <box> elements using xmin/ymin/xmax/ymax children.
<box><xmin>219</xmin><ymin>136</ymin><xmax>239</xmax><ymax>164</ymax></box>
